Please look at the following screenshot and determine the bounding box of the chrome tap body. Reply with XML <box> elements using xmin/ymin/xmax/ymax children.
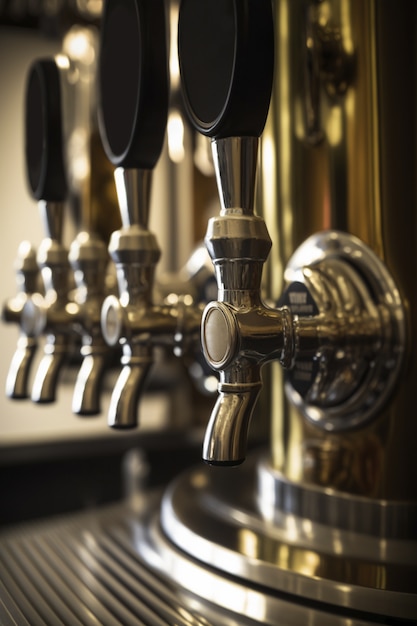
<box><xmin>29</xmin><ymin>200</ymin><xmax>74</xmax><ymax>403</ymax></box>
<box><xmin>101</xmin><ymin>168</ymin><xmax>201</xmax><ymax>429</ymax></box>
<box><xmin>2</xmin><ymin>241</ymin><xmax>40</xmax><ymax>398</ymax></box>
<box><xmin>69</xmin><ymin>231</ymin><xmax>111</xmax><ymax>415</ymax></box>
<box><xmin>201</xmin><ymin>138</ymin><xmax>404</xmax><ymax>466</ymax></box>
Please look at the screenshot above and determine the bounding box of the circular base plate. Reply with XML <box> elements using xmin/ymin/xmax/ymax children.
<box><xmin>152</xmin><ymin>450</ymin><xmax>417</xmax><ymax>622</ymax></box>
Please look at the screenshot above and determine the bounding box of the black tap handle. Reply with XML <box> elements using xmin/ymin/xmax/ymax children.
<box><xmin>178</xmin><ymin>0</ymin><xmax>274</xmax><ymax>139</ymax></box>
<box><xmin>25</xmin><ymin>58</ymin><xmax>67</xmax><ymax>202</ymax></box>
<box><xmin>98</xmin><ymin>0</ymin><xmax>169</xmax><ymax>169</ymax></box>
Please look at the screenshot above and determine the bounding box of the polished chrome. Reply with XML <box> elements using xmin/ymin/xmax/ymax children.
<box><xmin>202</xmin><ymin>133</ymin><xmax>405</xmax><ymax>466</ymax></box>
<box><xmin>26</xmin><ymin>200</ymin><xmax>74</xmax><ymax>403</ymax></box>
<box><xmin>202</xmin><ymin>137</ymin><xmax>274</xmax><ymax>464</ymax></box>
<box><xmin>115</xmin><ymin>166</ymin><xmax>152</xmax><ymax>230</ymax></box>
<box><xmin>101</xmin><ymin>167</ymin><xmax>203</xmax><ymax>429</ymax></box>
<box><xmin>156</xmin><ymin>450</ymin><xmax>417</xmax><ymax>621</ymax></box>
<box><xmin>202</xmin><ymin>230</ymin><xmax>405</xmax><ymax>463</ymax></box>
<box><xmin>284</xmin><ymin>230</ymin><xmax>406</xmax><ymax>431</ymax></box>
<box><xmin>69</xmin><ymin>231</ymin><xmax>112</xmax><ymax>415</ymax></box>
<box><xmin>212</xmin><ymin>137</ymin><xmax>259</xmax><ymax>215</ymax></box>
<box><xmin>0</xmin><ymin>492</ymin><xmax>390</xmax><ymax>626</ymax></box>
<box><xmin>2</xmin><ymin>241</ymin><xmax>40</xmax><ymax>398</ymax></box>
<box><xmin>256</xmin><ymin>452</ymin><xmax>417</xmax><ymax>539</ymax></box>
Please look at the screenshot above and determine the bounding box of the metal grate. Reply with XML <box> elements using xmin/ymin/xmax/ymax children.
<box><xmin>0</xmin><ymin>500</ymin><xmax>210</xmax><ymax>626</ymax></box>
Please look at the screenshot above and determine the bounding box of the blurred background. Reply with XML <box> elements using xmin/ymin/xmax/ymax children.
<box><xmin>0</xmin><ymin>0</ymin><xmax>220</xmax><ymax>526</ymax></box>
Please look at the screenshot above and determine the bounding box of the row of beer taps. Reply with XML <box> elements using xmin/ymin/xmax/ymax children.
<box><xmin>2</xmin><ymin>14</ymin><xmax>210</xmax><ymax>434</ymax></box>
<box><xmin>3</xmin><ymin>0</ymin><xmax>406</xmax><ymax>472</ymax></box>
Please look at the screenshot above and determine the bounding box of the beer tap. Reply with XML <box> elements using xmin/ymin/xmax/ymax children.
<box><xmin>69</xmin><ymin>230</ymin><xmax>111</xmax><ymax>415</ymax></box>
<box><xmin>98</xmin><ymin>0</ymin><xmax>201</xmax><ymax>429</ymax></box>
<box><xmin>178</xmin><ymin>0</ymin><xmax>405</xmax><ymax>466</ymax></box>
<box><xmin>20</xmin><ymin>58</ymin><xmax>72</xmax><ymax>404</ymax></box>
<box><xmin>15</xmin><ymin>49</ymin><xmax>116</xmax><ymax>413</ymax></box>
<box><xmin>2</xmin><ymin>241</ymin><xmax>41</xmax><ymax>399</ymax></box>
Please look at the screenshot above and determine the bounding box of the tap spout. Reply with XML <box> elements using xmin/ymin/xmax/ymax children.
<box><xmin>5</xmin><ymin>336</ymin><xmax>38</xmax><ymax>399</ymax></box>
<box><xmin>203</xmin><ymin>381</ymin><xmax>262</xmax><ymax>466</ymax></box>
<box><xmin>201</xmin><ymin>301</ymin><xmax>293</xmax><ymax>466</ymax></box>
<box><xmin>107</xmin><ymin>346</ymin><xmax>153</xmax><ymax>429</ymax></box>
<box><xmin>72</xmin><ymin>346</ymin><xmax>109</xmax><ymax>415</ymax></box>
<box><xmin>31</xmin><ymin>335</ymin><xmax>68</xmax><ymax>403</ymax></box>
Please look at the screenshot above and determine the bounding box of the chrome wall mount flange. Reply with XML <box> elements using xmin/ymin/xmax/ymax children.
<box><xmin>282</xmin><ymin>230</ymin><xmax>406</xmax><ymax>432</ymax></box>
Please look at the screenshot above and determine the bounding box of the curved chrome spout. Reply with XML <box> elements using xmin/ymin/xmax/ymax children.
<box><xmin>3</xmin><ymin>242</ymin><xmax>41</xmax><ymax>399</ymax></box>
<box><xmin>5</xmin><ymin>336</ymin><xmax>38</xmax><ymax>399</ymax></box>
<box><xmin>72</xmin><ymin>348</ymin><xmax>109</xmax><ymax>415</ymax></box>
<box><xmin>203</xmin><ymin>381</ymin><xmax>262</xmax><ymax>466</ymax></box>
<box><xmin>69</xmin><ymin>232</ymin><xmax>112</xmax><ymax>416</ymax></box>
<box><xmin>31</xmin><ymin>335</ymin><xmax>68</xmax><ymax>403</ymax></box>
<box><xmin>107</xmin><ymin>347</ymin><xmax>153</xmax><ymax>428</ymax></box>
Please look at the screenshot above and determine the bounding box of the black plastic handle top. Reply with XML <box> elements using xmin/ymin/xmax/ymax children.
<box><xmin>178</xmin><ymin>0</ymin><xmax>274</xmax><ymax>139</ymax></box>
<box><xmin>98</xmin><ymin>0</ymin><xmax>169</xmax><ymax>169</ymax></box>
<box><xmin>25</xmin><ymin>58</ymin><xmax>67</xmax><ymax>202</ymax></box>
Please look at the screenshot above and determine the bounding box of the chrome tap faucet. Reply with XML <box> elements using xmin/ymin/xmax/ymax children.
<box><xmin>98</xmin><ymin>0</ymin><xmax>202</xmax><ymax>429</ymax></box>
<box><xmin>3</xmin><ymin>59</ymin><xmax>71</xmax><ymax>403</ymax></box>
<box><xmin>178</xmin><ymin>0</ymin><xmax>406</xmax><ymax>466</ymax></box>
<box><xmin>30</xmin><ymin>198</ymin><xmax>72</xmax><ymax>404</ymax></box>
<box><xmin>178</xmin><ymin>0</ymin><xmax>275</xmax><ymax>464</ymax></box>
<box><xmin>69</xmin><ymin>231</ymin><xmax>111</xmax><ymax>415</ymax></box>
<box><xmin>2</xmin><ymin>241</ymin><xmax>41</xmax><ymax>399</ymax></box>
<box><xmin>15</xmin><ymin>58</ymin><xmax>72</xmax><ymax>404</ymax></box>
<box><xmin>201</xmin><ymin>136</ymin><xmax>285</xmax><ymax>464</ymax></box>
<box><xmin>16</xmin><ymin>52</ymin><xmax>116</xmax><ymax>412</ymax></box>
<box><xmin>100</xmin><ymin>167</ymin><xmax>162</xmax><ymax>428</ymax></box>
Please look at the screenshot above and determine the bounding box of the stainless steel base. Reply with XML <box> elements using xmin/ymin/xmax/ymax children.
<box><xmin>158</xmin><ymin>449</ymin><xmax>417</xmax><ymax>623</ymax></box>
<box><xmin>2</xmin><ymin>452</ymin><xmax>416</xmax><ymax>625</ymax></box>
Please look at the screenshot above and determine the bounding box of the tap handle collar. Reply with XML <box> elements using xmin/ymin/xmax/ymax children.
<box><xmin>98</xmin><ymin>0</ymin><xmax>169</xmax><ymax>169</ymax></box>
<box><xmin>25</xmin><ymin>58</ymin><xmax>67</xmax><ymax>203</ymax></box>
<box><xmin>178</xmin><ymin>0</ymin><xmax>274</xmax><ymax>138</ymax></box>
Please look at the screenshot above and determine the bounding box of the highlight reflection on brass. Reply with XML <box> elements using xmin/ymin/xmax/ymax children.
<box><xmin>259</xmin><ymin>0</ymin><xmax>417</xmax><ymax>501</ymax></box>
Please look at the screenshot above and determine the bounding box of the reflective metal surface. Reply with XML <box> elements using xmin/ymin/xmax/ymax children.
<box><xmin>202</xmin><ymin>195</ymin><xmax>405</xmax><ymax>462</ymax></box>
<box><xmin>2</xmin><ymin>0</ymin><xmax>417</xmax><ymax>623</ymax></box>
<box><xmin>29</xmin><ymin>200</ymin><xmax>73</xmax><ymax>404</ymax></box>
<box><xmin>101</xmin><ymin>167</ymin><xmax>204</xmax><ymax>428</ymax></box>
<box><xmin>283</xmin><ymin>230</ymin><xmax>406</xmax><ymax>432</ymax></box>
<box><xmin>0</xmin><ymin>489</ymin><xmax>393</xmax><ymax>626</ymax></box>
<box><xmin>2</xmin><ymin>242</ymin><xmax>40</xmax><ymax>399</ymax></box>
<box><xmin>158</xmin><ymin>450</ymin><xmax>417</xmax><ymax>621</ymax></box>
<box><xmin>259</xmin><ymin>0</ymin><xmax>417</xmax><ymax>501</ymax></box>
<box><xmin>69</xmin><ymin>230</ymin><xmax>112</xmax><ymax>415</ymax></box>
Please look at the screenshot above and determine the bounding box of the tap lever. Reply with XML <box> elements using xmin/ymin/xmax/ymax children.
<box><xmin>178</xmin><ymin>0</ymin><xmax>274</xmax><ymax>139</ymax></box>
<box><xmin>25</xmin><ymin>58</ymin><xmax>67</xmax><ymax>204</ymax></box>
<box><xmin>24</xmin><ymin>58</ymin><xmax>71</xmax><ymax>404</ymax></box>
<box><xmin>98</xmin><ymin>0</ymin><xmax>170</xmax><ymax>428</ymax></box>
<box><xmin>98</xmin><ymin>0</ymin><xmax>169</xmax><ymax>169</ymax></box>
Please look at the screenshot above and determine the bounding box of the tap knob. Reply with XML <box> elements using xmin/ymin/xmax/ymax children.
<box><xmin>22</xmin><ymin>58</ymin><xmax>72</xmax><ymax>404</ymax></box>
<box><xmin>98</xmin><ymin>0</ymin><xmax>170</xmax><ymax>428</ymax></box>
<box><xmin>178</xmin><ymin>0</ymin><xmax>275</xmax><ymax>464</ymax></box>
<box><xmin>2</xmin><ymin>241</ymin><xmax>41</xmax><ymax>398</ymax></box>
